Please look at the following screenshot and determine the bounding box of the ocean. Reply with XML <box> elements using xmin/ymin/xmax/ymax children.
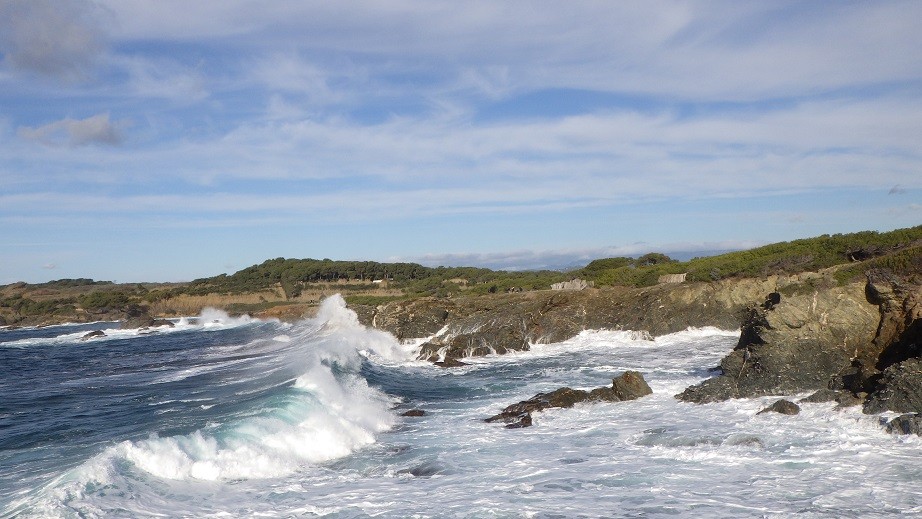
<box><xmin>1</xmin><ymin>295</ymin><xmax>920</xmax><ymax>518</ymax></box>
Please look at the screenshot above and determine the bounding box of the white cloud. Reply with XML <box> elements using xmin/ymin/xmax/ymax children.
<box><xmin>18</xmin><ymin>113</ymin><xmax>128</xmax><ymax>147</ymax></box>
<box><xmin>93</xmin><ymin>1</ymin><xmax>922</xmax><ymax>101</ymax></box>
<box><xmin>115</xmin><ymin>55</ymin><xmax>208</xmax><ymax>101</ymax></box>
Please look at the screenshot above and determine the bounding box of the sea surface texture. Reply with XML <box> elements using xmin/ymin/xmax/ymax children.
<box><xmin>2</xmin><ymin>295</ymin><xmax>920</xmax><ymax>518</ymax></box>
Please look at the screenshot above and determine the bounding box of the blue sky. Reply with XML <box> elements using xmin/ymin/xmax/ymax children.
<box><xmin>1</xmin><ymin>1</ymin><xmax>920</xmax><ymax>283</ymax></box>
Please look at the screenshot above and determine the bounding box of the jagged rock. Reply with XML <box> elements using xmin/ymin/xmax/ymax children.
<box><xmin>757</xmin><ymin>399</ymin><xmax>800</xmax><ymax>415</ymax></box>
<box><xmin>361</xmin><ymin>279</ymin><xmax>782</xmax><ymax>363</ymax></box>
<box><xmin>862</xmin><ymin>269</ymin><xmax>922</xmax><ymax>372</ymax></box>
<box><xmin>678</xmin><ymin>282</ymin><xmax>878</xmax><ymax>403</ymax></box>
<box><xmin>864</xmin><ymin>358</ymin><xmax>922</xmax><ymax>414</ymax></box>
<box><xmin>401</xmin><ymin>409</ymin><xmax>426</xmax><ymax>417</ymax></box>
<box><xmin>486</xmin><ymin>372</ymin><xmax>652</xmax><ymax>427</ymax></box>
<box><xmin>881</xmin><ymin>413</ymin><xmax>922</xmax><ymax>435</ymax></box>
<box><xmin>80</xmin><ymin>330</ymin><xmax>106</xmax><ymax>340</ymax></box>
<box><xmin>370</xmin><ymin>298</ymin><xmax>453</xmax><ymax>341</ymax></box>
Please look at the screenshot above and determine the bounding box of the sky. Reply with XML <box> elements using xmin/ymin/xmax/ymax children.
<box><xmin>1</xmin><ymin>0</ymin><xmax>920</xmax><ymax>283</ymax></box>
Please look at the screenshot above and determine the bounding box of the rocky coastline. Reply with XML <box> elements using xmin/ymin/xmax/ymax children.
<box><xmin>359</xmin><ymin>266</ymin><xmax>922</xmax><ymax>433</ymax></box>
<box><xmin>4</xmin><ymin>247</ymin><xmax>920</xmax><ymax>435</ymax></box>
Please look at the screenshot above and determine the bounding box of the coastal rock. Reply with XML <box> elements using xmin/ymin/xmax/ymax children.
<box><xmin>852</xmin><ymin>269</ymin><xmax>922</xmax><ymax>379</ymax></box>
<box><xmin>757</xmin><ymin>399</ymin><xmax>800</xmax><ymax>415</ymax></box>
<box><xmin>80</xmin><ymin>330</ymin><xmax>106</xmax><ymax>340</ymax></box>
<box><xmin>433</xmin><ymin>358</ymin><xmax>468</xmax><ymax>368</ymax></box>
<box><xmin>371</xmin><ymin>298</ymin><xmax>453</xmax><ymax>341</ymax></box>
<box><xmin>863</xmin><ymin>358</ymin><xmax>922</xmax><ymax>414</ymax></box>
<box><xmin>799</xmin><ymin>388</ymin><xmax>863</xmax><ymax>407</ymax></box>
<box><xmin>486</xmin><ymin>371</ymin><xmax>652</xmax><ymax>428</ymax></box>
<box><xmin>374</xmin><ymin>279</ymin><xmax>773</xmax><ymax>363</ymax></box>
<box><xmin>122</xmin><ymin>307</ymin><xmax>175</xmax><ymax>330</ymax></box>
<box><xmin>677</xmin><ymin>282</ymin><xmax>878</xmax><ymax>403</ymax></box>
<box><xmin>611</xmin><ymin>370</ymin><xmax>653</xmax><ymax>400</ymax></box>
<box><xmin>881</xmin><ymin>413</ymin><xmax>922</xmax><ymax>435</ymax></box>
<box><xmin>401</xmin><ymin>409</ymin><xmax>426</xmax><ymax>417</ymax></box>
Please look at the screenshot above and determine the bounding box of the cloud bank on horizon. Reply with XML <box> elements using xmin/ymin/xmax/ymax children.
<box><xmin>0</xmin><ymin>0</ymin><xmax>920</xmax><ymax>282</ymax></box>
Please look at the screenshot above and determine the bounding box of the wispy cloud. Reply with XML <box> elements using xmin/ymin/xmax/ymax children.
<box><xmin>1</xmin><ymin>2</ymin><xmax>920</xmax><ymax>282</ymax></box>
<box><xmin>17</xmin><ymin>113</ymin><xmax>128</xmax><ymax>147</ymax></box>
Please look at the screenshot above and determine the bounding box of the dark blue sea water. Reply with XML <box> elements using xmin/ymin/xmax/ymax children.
<box><xmin>2</xmin><ymin>296</ymin><xmax>921</xmax><ymax>518</ymax></box>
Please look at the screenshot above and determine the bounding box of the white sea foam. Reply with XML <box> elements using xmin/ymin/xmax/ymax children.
<box><xmin>9</xmin><ymin>312</ymin><xmax>922</xmax><ymax>518</ymax></box>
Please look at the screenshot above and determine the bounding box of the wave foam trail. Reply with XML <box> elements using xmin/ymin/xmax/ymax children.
<box><xmin>120</xmin><ymin>295</ymin><xmax>402</xmax><ymax>482</ymax></box>
<box><xmin>16</xmin><ymin>294</ymin><xmax>406</xmax><ymax>513</ymax></box>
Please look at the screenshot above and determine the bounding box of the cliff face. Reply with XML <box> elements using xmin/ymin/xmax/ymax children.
<box><xmin>677</xmin><ymin>282</ymin><xmax>878</xmax><ymax>403</ymax></box>
<box><xmin>676</xmin><ymin>268</ymin><xmax>922</xmax><ymax>410</ymax></box>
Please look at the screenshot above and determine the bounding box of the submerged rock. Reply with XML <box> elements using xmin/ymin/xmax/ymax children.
<box><xmin>757</xmin><ymin>399</ymin><xmax>800</xmax><ymax>415</ymax></box>
<box><xmin>401</xmin><ymin>409</ymin><xmax>426</xmax><ymax>417</ymax></box>
<box><xmin>486</xmin><ymin>371</ymin><xmax>652</xmax><ymax>428</ymax></box>
<box><xmin>80</xmin><ymin>330</ymin><xmax>106</xmax><ymax>340</ymax></box>
<box><xmin>433</xmin><ymin>358</ymin><xmax>468</xmax><ymax>368</ymax></box>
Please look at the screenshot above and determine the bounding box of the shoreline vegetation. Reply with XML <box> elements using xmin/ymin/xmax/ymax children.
<box><xmin>3</xmin><ymin>225</ymin><xmax>919</xmax><ymax>329</ymax></box>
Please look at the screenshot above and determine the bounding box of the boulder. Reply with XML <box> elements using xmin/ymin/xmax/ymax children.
<box><xmin>612</xmin><ymin>370</ymin><xmax>653</xmax><ymax>400</ymax></box>
<box><xmin>401</xmin><ymin>409</ymin><xmax>426</xmax><ymax>417</ymax></box>
<box><xmin>757</xmin><ymin>399</ymin><xmax>800</xmax><ymax>415</ymax></box>
<box><xmin>881</xmin><ymin>413</ymin><xmax>922</xmax><ymax>435</ymax></box>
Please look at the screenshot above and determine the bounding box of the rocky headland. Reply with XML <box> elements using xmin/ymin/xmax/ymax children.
<box><xmin>358</xmin><ymin>260</ymin><xmax>922</xmax><ymax>432</ymax></box>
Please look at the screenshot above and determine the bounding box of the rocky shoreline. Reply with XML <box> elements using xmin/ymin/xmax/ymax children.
<box><xmin>359</xmin><ymin>267</ymin><xmax>922</xmax><ymax>433</ymax></box>
<box><xmin>5</xmin><ymin>261</ymin><xmax>920</xmax><ymax>435</ymax></box>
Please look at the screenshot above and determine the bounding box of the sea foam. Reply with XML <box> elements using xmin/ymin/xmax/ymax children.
<box><xmin>12</xmin><ymin>295</ymin><xmax>406</xmax><ymax>517</ymax></box>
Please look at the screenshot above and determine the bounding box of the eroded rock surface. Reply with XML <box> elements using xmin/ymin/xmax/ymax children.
<box><xmin>678</xmin><ymin>281</ymin><xmax>878</xmax><ymax>403</ymax></box>
<box><xmin>363</xmin><ymin>278</ymin><xmax>789</xmax><ymax>363</ymax></box>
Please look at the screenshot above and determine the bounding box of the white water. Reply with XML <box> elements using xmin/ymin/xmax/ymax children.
<box><xmin>6</xmin><ymin>299</ymin><xmax>922</xmax><ymax>517</ymax></box>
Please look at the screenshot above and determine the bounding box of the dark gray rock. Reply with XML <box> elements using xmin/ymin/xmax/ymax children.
<box><xmin>80</xmin><ymin>330</ymin><xmax>106</xmax><ymax>340</ymax></box>
<box><xmin>433</xmin><ymin>358</ymin><xmax>468</xmax><ymax>368</ymax></box>
<box><xmin>486</xmin><ymin>372</ymin><xmax>652</xmax><ymax>428</ymax></box>
<box><xmin>864</xmin><ymin>358</ymin><xmax>922</xmax><ymax>414</ymax></box>
<box><xmin>757</xmin><ymin>399</ymin><xmax>800</xmax><ymax>415</ymax></box>
<box><xmin>799</xmin><ymin>389</ymin><xmax>864</xmax><ymax>407</ymax></box>
<box><xmin>401</xmin><ymin>409</ymin><xmax>426</xmax><ymax>417</ymax></box>
<box><xmin>881</xmin><ymin>413</ymin><xmax>922</xmax><ymax>435</ymax></box>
